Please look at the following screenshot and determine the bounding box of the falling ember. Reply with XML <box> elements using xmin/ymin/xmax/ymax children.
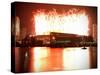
<box><xmin>33</xmin><ymin>8</ymin><xmax>89</xmax><ymax>35</ymax></box>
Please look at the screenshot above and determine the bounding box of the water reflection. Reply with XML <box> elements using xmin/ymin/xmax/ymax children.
<box><xmin>30</xmin><ymin>47</ymin><xmax>89</xmax><ymax>72</ymax></box>
<box><xmin>33</xmin><ymin>47</ymin><xmax>50</xmax><ymax>72</ymax></box>
<box><xmin>15</xmin><ymin>47</ymin><xmax>90</xmax><ymax>72</ymax></box>
<box><xmin>63</xmin><ymin>48</ymin><xmax>89</xmax><ymax>70</ymax></box>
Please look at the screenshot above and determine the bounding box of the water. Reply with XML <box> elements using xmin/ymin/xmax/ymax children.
<box><xmin>15</xmin><ymin>47</ymin><xmax>90</xmax><ymax>72</ymax></box>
